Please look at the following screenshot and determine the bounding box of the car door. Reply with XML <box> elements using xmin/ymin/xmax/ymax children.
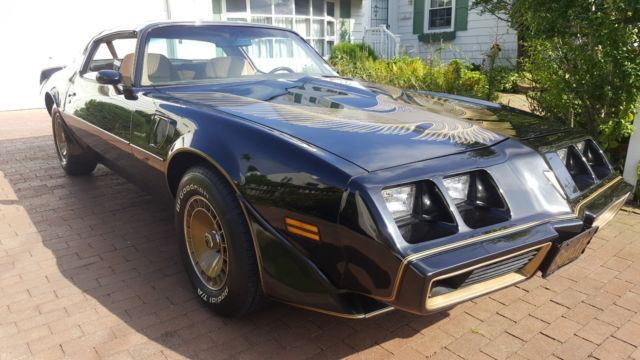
<box><xmin>127</xmin><ymin>96</ymin><xmax>179</xmax><ymax>203</ymax></box>
<box><xmin>125</xmin><ymin>37</ymin><xmax>214</xmax><ymax>202</ymax></box>
<box><xmin>62</xmin><ymin>34</ymin><xmax>137</xmax><ymax>171</ymax></box>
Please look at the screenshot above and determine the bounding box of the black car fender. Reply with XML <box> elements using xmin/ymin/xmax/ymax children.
<box><xmin>162</xmin><ymin>110</ymin><xmax>388</xmax><ymax>315</ymax></box>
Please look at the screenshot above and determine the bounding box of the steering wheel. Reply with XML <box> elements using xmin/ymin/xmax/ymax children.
<box><xmin>268</xmin><ymin>66</ymin><xmax>295</xmax><ymax>74</ymax></box>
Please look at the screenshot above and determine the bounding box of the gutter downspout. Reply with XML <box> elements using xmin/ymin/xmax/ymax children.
<box><xmin>623</xmin><ymin>104</ymin><xmax>640</xmax><ymax>190</ymax></box>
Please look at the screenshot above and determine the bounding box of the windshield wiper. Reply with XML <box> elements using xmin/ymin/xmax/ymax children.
<box><xmin>319</xmin><ymin>74</ymin><xmax>352</xmax><ymax>80</ymax></box>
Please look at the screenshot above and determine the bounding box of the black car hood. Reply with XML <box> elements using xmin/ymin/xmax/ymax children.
<box><xmin>158</xmin><ymin>77</ymin><xmax>568</xmax><ymax>172</ymax></box>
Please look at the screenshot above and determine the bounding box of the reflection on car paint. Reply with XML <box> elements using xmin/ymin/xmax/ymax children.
<box><xmin>170</xmin><ymin>90</ymin><xmax>503</xmax><ymax>145</ymax></box>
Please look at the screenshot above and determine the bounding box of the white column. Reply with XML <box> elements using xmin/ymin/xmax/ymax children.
<box><xmin>623</xmin><ymin>105</ymin><xmax>640</xmax><ymax>187</ymax></box>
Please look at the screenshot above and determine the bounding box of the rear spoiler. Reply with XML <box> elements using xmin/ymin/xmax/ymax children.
<box><xmin>40</xmin><ymin>66</ymin><xmax>65</xmax><ymax>85</ymax></box>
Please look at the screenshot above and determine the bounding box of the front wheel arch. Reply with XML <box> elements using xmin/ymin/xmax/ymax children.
<box><xmin>166</xmin><ymin>150</ymin><xmax>240</xmax><ymax>198</ymax></box>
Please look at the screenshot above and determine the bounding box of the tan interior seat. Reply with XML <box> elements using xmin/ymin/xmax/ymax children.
<box><xmin>205</xmin><ymin>56</ymin><xmax>255</xmax><ymax>78</ymax></box>
<box><xmin>177</xmin><ymin>70</ymin><xmax>196</xmax><ymax>81</ymax></box>
<box><xmin>119</xmin><ymin>53</ymin><xmax>135</xmax><ymax>86</ymax></box>
<box><xmin>143</xmin><ymin>53</ymin><xmax>173</xmax><ymax>84</ymax></box>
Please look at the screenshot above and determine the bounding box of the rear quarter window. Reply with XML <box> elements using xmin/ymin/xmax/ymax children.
<box><xmin>84</xmin><ymin>38</ymin><xmax>136</xmax><ymax>75</ymax></box>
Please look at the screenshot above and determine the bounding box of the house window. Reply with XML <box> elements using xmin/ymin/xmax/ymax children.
<box><xmin>428</xmin><ymin>0</ymin><xmax>454</xmax><ymax>31</ymax></box>
<box><xmin>223</xmin><ymin>0</ymin><xmax>337</xmax><ymax>56</ymax></box>
<box><xmin>226</xmin><ymin>1</ymin><xmax>247</xmax><ymax>12</ymax></box>
<box><xmin>251</xmin><ymin>0</ymin><xmax>272</xmax><ymax>14</ymax></box>
<box><xmin>326</xmin><ymin>2</ymin><xmax>335</xmax><ymax>17</ymax></box>
<box><xmin>312</xmin><ymin>0</ymin><xmax>324</xmax><ymax>16</ymax></box>
<box><xmin>370</xmin><ymin>0</ymin><xmax>389</xmax><ymax>27</ymax></box>
<box><xmin>295</xmin><ymin>0</ymin><xmax>310</xmax><ymax>15</ymax></box>
<box><xmin>275</xmin><ymin>0</ymin><xmax>294</xmax><ymax>14</ymax></box>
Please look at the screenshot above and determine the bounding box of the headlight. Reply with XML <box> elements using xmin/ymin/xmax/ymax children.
<box><xmin>442</xmin><ymin>175</ymin><xmax>470</xmax><ymax>204</ymax></box>
<box><xmin>384</xmin><ymin>181</ymin><xmax>458</xmax><ymax>244</ymax></box>
<box><xmin>555</xmin><ymin>146</ymin><xmax>596</xmax><ymax>191</ymax></box>
<box><xmin>382</xmin><ymin>184</ymin><xmax>415</xmax><ymax>219</ymax></box>
<box><xmin>443</xmin><ymin>171</ymin><xmax>511</xmax><ymax>229</ymax></box>
<box><xmin>581</xmin><ymin>140</ymin><xmax>612</xmax><ymax>180</ymax></box>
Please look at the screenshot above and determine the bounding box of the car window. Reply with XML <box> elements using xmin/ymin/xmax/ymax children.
<box><xmin>141</xmin><ymin>25</ymin><xmax>336</xmax><ymax>86</ymax></box>
<box><xmin>243</xmin><ymin>37</ymin><xmax>317</xmax><ymax>73</ymax></box>
<box><xmin>148</xmin><ymin>38</ymin><xmax>226</xmax><ymax>60</ymax></box>
<box><xmin>84</xmin><ymin>38</ymin><xmax>136</xmax><ymax>76</ymax></box>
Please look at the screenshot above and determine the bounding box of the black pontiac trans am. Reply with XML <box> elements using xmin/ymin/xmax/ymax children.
<box><xmin>40</xmin><ymin>21</ymin><xmax>633</xmax><ymax>318</ymax></box>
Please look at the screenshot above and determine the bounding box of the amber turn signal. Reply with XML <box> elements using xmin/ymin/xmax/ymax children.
<box><xmin>285</xmin><ymin>217</ymin><xmax>320</xmax><ymax>241</ymax></box>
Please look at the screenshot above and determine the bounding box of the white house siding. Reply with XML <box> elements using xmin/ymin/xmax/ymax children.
<box><xmin>391</xmin><ymin>2</ymin><xmax>518</xmax><ymax>66</ymax></box>
<box><xmin>350</xmin><ymin>0</ymin><xmax>368</xmax><ymax>42</ymax></box>
<box><xmin>623</xmin><ymin>106</ymin><xmax>640</xmax><ymax>189</ymax></box>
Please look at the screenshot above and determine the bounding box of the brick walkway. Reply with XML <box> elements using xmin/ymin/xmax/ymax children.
<box><xmin>1</xmin><ymin>109</ymin><xmax>639</xmax><ymax>360</ymax></box>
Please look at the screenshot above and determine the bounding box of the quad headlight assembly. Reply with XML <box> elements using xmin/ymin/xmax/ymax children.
<box><xmin>381</xmin><ymin>170</ymin><xmax>511</xmax><ymax>244</ymax></box>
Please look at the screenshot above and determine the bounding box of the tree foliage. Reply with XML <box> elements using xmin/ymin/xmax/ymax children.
<box><xmin>473</xmin><ymin>0</ymin><xmax>640</xmax><ymax>153</ymax></box>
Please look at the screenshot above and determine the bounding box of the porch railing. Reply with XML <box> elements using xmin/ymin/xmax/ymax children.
<box><xmin>363</xmin><ymin>25</ymin><xmax>400</xmax><ymax>59</ymax></box>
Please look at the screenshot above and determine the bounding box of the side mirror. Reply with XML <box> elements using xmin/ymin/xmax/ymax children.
<box><xmin>96</xmin><ymin>70</ymin><xmax>122</xmax><ymax>85</ymax></box>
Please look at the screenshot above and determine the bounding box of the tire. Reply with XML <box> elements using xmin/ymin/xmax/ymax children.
<box><xmin>51</xmin><ymin>108</ymin><xmax>97</xmax><ymax>176</ymax></box>
<box><xmin>175</xmin><ymin>165</ymin><xmax>265</xmax><ymax>317</ymax></box>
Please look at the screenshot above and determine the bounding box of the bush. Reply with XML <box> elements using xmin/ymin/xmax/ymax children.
<box><xmin>328</xmin><ymin>48</ymin><xmax>492</xmax><ymax>100</ymax></box>
<box><xmin>488</xmin><ymin>66</ymin><xmax>520</xmax><ymax>93</ymax></box>
<box><xmin>328</xmin><ymin>43</ymin><xmax>377</xmax><ymax>74</ymax></box>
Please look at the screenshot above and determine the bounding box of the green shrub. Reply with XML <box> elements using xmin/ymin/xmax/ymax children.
<box><xmin>328</xmin><ymin>43</ymin><xmax>377</xmax><ymax>74</ymax></box>
<box><xmin>488</xmin><ymin>66</ymin><xmax>520</xmax><ymax>93</ymax></box>
<box><xmin>328</xmin><ymin>51</ymin><xmax>492</xmax><ymax>100</ymax></box>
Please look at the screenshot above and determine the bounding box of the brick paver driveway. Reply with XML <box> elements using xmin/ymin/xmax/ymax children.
<box><xmin>1</xmin><ymin>109</ymin><xmax>640</xmax><ymax>360</ymax></box>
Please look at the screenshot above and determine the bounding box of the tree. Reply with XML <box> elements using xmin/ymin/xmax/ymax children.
<box><xmin>473</xmin><ymin>0</ymin><xmax>640</xmax><ymax>157</ymax></box>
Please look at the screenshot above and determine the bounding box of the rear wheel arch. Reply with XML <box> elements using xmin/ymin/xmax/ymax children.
<box><xmin>44</xmin><ymin>93</ymin><xmax>55</xmax><ymax>115</ymax></box>
<box><xmin>51</xmin><ymin>107</ymin><xmax>97</xmax><ymax>176</ymax></box>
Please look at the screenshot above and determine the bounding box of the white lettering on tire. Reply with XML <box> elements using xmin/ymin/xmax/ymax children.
<box><xmin>176</xmin><ymin>184</ymin><xmax>208</xmax><ymax>212</ymax></box>
<box><xmin>197</xmin><ymin>287</ymin><xmax>228</xmax><ymax>304</ymax></box>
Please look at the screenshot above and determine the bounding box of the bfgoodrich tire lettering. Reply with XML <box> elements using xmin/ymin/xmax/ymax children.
<box><xmin>175</xmin><ymin>165</ymin><xmax>264</xmax><ymax>317</ymax></box>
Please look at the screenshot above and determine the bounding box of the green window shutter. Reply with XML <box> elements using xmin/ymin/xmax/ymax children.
<box><xmin>413</xmin><ymin>0</ymin><xmax>425</xmax><ymax>34</ymax></box>
<box><xmin>212</xmin><ymin>0</ymin><xmax>222</xmax><ymax>21</ymax></box>
<box><xmin>454</xmin><ymin>0</ymin><xmax>469</xmax><ymax>31</ymax></box>
<box><xmin>340</xmin><ymin>0</ymin><xmax>351</xmax><ymax>19</ymax></box>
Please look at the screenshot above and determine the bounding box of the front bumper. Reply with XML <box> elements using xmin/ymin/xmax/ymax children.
<box><xmin>572</xmin><ymin>176</ymin><xmax>632</xmax><ymax>228</ymax></box>
<box><xmin>389</xmin><ymin>221</ymin><xmax>559</xmax><ymax>314</ymax></box>
<box><xmin>385</xmin><ymin>177</ymin><xmax>632</xmax><ymax>315</ymax></box>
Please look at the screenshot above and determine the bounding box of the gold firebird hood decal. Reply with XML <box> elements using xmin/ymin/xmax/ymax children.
<box><xmin>173</xmin><ymin>91</ymin><xmax>504</xmax><ymax>145</ymax></box>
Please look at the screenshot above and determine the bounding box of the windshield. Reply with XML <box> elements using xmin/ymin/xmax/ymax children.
<box><xmin>141</xmin><ymin>25</ymin><xmax>337</xmax><ymax>86</ymax></box>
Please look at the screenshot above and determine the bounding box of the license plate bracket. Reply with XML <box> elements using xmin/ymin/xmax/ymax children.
<box><xmin>541</xmin><ymin>226</ymin><xmax>598</xmax><ymax>277</ymax></box>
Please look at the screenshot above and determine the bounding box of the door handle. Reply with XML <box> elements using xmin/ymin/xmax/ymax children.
<box><xmin>68</xmin><ymin>92</ymin><xmax>76</xmax><ymax>97</ymax></box>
